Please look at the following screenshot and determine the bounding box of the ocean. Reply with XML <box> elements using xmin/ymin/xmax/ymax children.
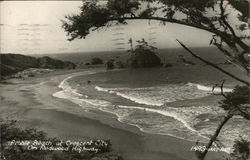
<box><xmin>35</xmin><ymin>47</ymin><xmax>228</xmax><ymax>65</ymax></box>
<box><xmin>53</xmin><ymin>65</ymin><xmax>249</xmax><ymax>152</ymax></box>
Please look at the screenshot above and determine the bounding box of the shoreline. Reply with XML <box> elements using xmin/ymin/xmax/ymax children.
<box><xmin>0</xmin><ymin>69</ymin><xmax>227</xmax><ymax>160</ymax></box>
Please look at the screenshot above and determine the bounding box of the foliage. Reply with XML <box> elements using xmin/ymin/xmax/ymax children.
<box><xmin>62</xmin><ymin>0</ymin><xmax>249</xmax><ymax>75</ymax></box>
<box><xmin>0</xmin><ymin>120</ymin><xmax>117</xmax><ymax>160</ymax></box>
<box><xmin>1</xmin><ymin>54</ymin><xmax>75</xmax><ymax>77</ymax></box>
<box><xmin>219</xmin><ymin>85</ymin><xmax>250</xmax><ymax>119</ymax></box>
<box><xmin>229</xmin><ymin>138</ymin><xmax>250</xmax><ymax>160</ymax></box>
<box><xmin>220</xmin><ymin>86</ymin><xmax>249</xmax><ymax>108</ymax></box>
<box><xmin>61</xmin><ymin>1</ymin><xmax>249</xmax><ymax>160</ymax></box>
<box><xmin>115</xmin><ymin>61</ymin><xmax>126</xmax><ymax>68</ymax></box>
<box><xmin>0</xmin><ymin>120</ymin><xmax>50</xmax><ymax>160</ymax></box>
<box><xmin>91</xmin><ymin>57</ymin><xmax>103</xmax><ymax>65</ymax></box>
<box><xmin>106</xmin><ymin>59</ymin><xmax>115</xmax><ymax>70</ymax></box>
<box><xmin>127</xmin><ymin>39</ymin><xmax>162</xmax><ymax>68</ymax></box>
<box><xmin>107</xmin><ymin>0</ymin><xmax>140</xmax><ymax>18</ymax></box>
<box><xmin>163</xmin><ymin>63</ymin><xmax>172</xmax><ymax>68</ymax></box>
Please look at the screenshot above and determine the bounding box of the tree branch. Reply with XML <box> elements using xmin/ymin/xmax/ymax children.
<box><xmin>219</xmin><ymin>0</ymin><xmax>238</xmax><ymax>40</ymax></box>
<box><xmin>197</xmin><ymin>112</ymin><xmax>233</xmax><ymax>160</ymax></box>
<box><xmin>106</xmin><ymin>16</ymin><xmax>249</xmax><ymax>52</ymax></box>
<box><xmin>176</xmin><ymin>39</ymin><xmax>249</xmax><ymax>85</ymax></box>
<box><xmin>214</xmin><ymin>43</ymin><xmax>249</xmax><ymax>73</ymax></box>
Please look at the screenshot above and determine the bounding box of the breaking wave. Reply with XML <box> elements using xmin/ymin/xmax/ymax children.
<box><xmin>53</xmin><ymin>75</ymin><xmax>249</xmax><ymax>152</ymax></box>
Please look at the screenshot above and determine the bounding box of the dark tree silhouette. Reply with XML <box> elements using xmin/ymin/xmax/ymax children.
<box><xmin>91</xmin><ymin>57</ymin><xmax>103</xmax><ymax>65</ymax></box>
<box><xmin>127</xmin><ymin>38</ymin><xmax>162</xmax><ymax>68</ymax></box>
<box><xmin>0</xmin><ymin>120</ymin><xmax>115</xmax><ymax>160</ymax></box>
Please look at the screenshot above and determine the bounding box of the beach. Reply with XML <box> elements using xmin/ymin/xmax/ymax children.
<box><xmin>0</xmin><ymin>68</ymin><xmax>231</xmax><ymax>160</ymax></box>
<box><xmin>1</xmin><ymin>0</ymin><xmax>249</xmax><ymax>159</ymax></box>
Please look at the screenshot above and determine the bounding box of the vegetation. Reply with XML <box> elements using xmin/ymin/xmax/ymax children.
<box><xmin>0</xmin><ymin>120</ymin><xmax>122</xmax><ymax>160</ymax></box>
<box><xmin>85</xmin><ymin>62</ymin><xmax>91</xmax><ymax>66</ymax></box>
<box><xmin>106</xmin><ymin>59</ymin><xmax>115</xmax><ymax>70</ymax></box>
<box><xmin>62</xmin><ymin>0</ymin><xmax>249</xmax><ymax>82</ymax></box>
<box><xmin>196</xmin><ymin>85</ymin><xmax>250</xmax><ymax>160</ymax></box>
<box><xmin>62</xmin><ymin>0</ymin><xmax>249</xmax><ymax>159</ymax></box>
<box><xmin>127</xmin><ymin>39</ymin><xmax>162</xmax><ymax>68</ymax></box>
<box><xmin>229</xmin><ymin>138</ymin><xmax>250</xmax><ymax>160</ymax></box>
<box><xmin>91</xmin><ymin>57</ymin><xmax>103</xmax><ymax>65</ymax></box>
<box><xmin>115</xmin><ymin>61</ymin><xmax>126</xmax><ymax>69</ymax></box>
<box><xmin>1</xmin><ymin>54</ymin><xmax>76</xmax><ymax>77</ymax></box>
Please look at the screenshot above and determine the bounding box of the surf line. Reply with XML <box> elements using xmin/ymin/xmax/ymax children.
<box><xmin>53</xmin><ymin>70</ymin><xmax>98</xmax><ymax>98</ymax></box>
<box><xmin>118</xmin><ymin>105</ymin><xmax>210</xmax><ymax>140</ymax></box>
<box><xmin>54</xmin><ymin>71</ymin><xmax>210</xmax><ymax>142</ymax></box>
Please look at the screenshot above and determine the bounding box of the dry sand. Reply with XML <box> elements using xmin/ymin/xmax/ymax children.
<box><xmin>0</xmin><ymin>69</ymin><xmax>227</xmax><ymax>160</ymax></box>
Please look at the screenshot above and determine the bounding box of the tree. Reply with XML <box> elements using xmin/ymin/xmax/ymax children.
<box><xmin>62</xmin><ymin>1</ymin><xmax>249</xmax><ymax>159</ymax></box>
<box><xmin>62</xmin><ymin>0</ymin><xmax>249</xmax><ymax>83</ymax></box>
<box><xmin>127</xmin><ymin>38</ymin><xmax>162</xmax><ymax>68</ymax></box>
<box><xmin>106</xmin><ymin>59</ymin><xmax>115</xmax><ymax>70</ymax></box>
<box><xmin>115</xmin><ymin>61</ymin><xmax>126</xmax><ymax>68</ymax></box>
<box><xmin>91</xmin><ymin>57</ymin><xmax>103</xmax><ymax>65</ymax></box>
<box><xmin>0</xmin><ymin>120</ymin><xmax>118</xmax><ymax>160</ymax></box>
<box><xmin>195</xmin><ymin>84</ymin><xmax>249</xmax><ymax>160</ymax></box>
<box><xmin>230</xmin><ymin>138</ymin><xmax>250</xmax><ymax>160</ymax></box>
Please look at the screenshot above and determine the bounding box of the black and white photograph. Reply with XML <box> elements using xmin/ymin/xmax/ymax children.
<box><xmin>0</xmin><ymin>0</ymin><xmax>249</xmax><ymax>160</ymax></box>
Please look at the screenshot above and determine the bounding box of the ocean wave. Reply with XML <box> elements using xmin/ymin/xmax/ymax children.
<box><xmin>186</xmin><ymin>82</ymin><xmax>233</xmax><ymax>93</ymax></box>
<box><xmin>119</xmin><ymin>105</ymin><xmax>197</xmax><ymax>132</ymax></box>
<box><xmin>53</xmin><ymin>76</ymin><xmax>247</xmax><ymax>152</ymax></box>
<box><xmin>95</xmin><ymin>83</ymin><xmax>212</xmax><ymax>106</ymax></box>
<box><xmin>53</xmin><ymin>71</ymin><xmax>97</xmax><ymax>106</ymax></box>
<box><xmin>95</xmin><ymin>86</ymin><xmax>163</xmax><ymax>106</ymax></box>
<box><xmin>54</xmin><ymin>76</ymin><xmax>207</xmax><ymax>141</ymax></box>
<box><xmin>195</xmin><ymin>84</ymin><xmax>233</xmax><ymax>93</ymax></box>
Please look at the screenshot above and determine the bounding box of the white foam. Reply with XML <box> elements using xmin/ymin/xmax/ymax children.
<box><xmin>39</xmin><ymin>81</ymin><xmax>47</xmax><ymax>85</ymax></box>
<box><xmin>55</xmin><ymin>78</ymin><xmax>206</xmax><ymax>140</ymax></box>
<box><xmin>95</xmin><ymin>86</ymin><xmax>163</xmax><ymax>106</ymax></box>
<box><xmin>196</xmin><ymin>84</ymin><xmax>233</xmax><ymax>93</ymax></box>
<box><xmin>53</xmin><ymin>71</ymin><xmax>96</xmax><ymax>101</ymax></box>
<box><xmin>95</xmin><ymin>84</ymin><xmax>211</xmax><ymax>106</ymax></box>
<box><xmin>116</xmin><ymin>92</ymin><xmax>163</xmax><ymax>106</ymax></box>
<box><xmin>119</xmin><ymin>105</ymin><xmax>197</xmax><ymax>132</ymax></box>
<box><xmin>95</xmin><ymin>86</ymin><xmax>110</xmax><ymax>92</ymax></box>
<box><xmin>53</xmin><ymin>76</ymin><xmax>246</xmax><ymax>152</ymax></box>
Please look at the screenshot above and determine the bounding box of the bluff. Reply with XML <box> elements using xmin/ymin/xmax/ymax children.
<box><xmin>1</xmin><ymin>54</ymin><xmax>76</xmax><ymax>76</ymax></box>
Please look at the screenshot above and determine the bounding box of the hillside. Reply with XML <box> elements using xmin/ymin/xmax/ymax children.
<box><xmin>0</xmin><ymin>54</ymin><xmax>76</xmax><ymax>77</ymax></box>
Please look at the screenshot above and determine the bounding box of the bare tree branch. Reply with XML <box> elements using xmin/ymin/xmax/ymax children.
<box><xmin>176</xmin><ymin>39</ymin><xmax>249</xmax><ymax>85</ymax></box>
<box><xmin>100</xmin><ymin>16</ymin><xmax>249</xmax><ymax>53</ymax></box>
<box><xmin>219</xmin><ymin>0</ymin><xmax>238</xmax><ymax>40</ymax></box>
<box><xmin>197</xmin><ymin>112</ymin><xmax>233</xmax><ymax>160</ymax></box>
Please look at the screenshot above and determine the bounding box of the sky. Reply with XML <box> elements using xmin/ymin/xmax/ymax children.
<box><xmin>0</xmin><ymin>1</ymin><xmax>223</xmax><ymax>55</ymax></box>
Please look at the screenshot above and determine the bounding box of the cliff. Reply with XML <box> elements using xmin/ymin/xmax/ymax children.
<box><xmin>0</xmin><ymin>54</ymin><xmax>76</xmax><ymax>77</ymax></box>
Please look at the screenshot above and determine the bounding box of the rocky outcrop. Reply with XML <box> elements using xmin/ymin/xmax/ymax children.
<box><xmin>127</xmin><ymin>50</ymin><xmax>162</xmax><ymax>68</ymax></box>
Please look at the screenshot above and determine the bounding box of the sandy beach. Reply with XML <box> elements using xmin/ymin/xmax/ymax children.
<box><xmin>0</xmin><ymin>69</ymin><xmax>227</xmax><ymax>160</ymax></box>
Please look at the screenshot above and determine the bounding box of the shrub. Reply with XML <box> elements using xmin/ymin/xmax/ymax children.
<box><xmin>127</xmin><ymin>39</ymin><xmax>162</xmax><ymax>68</ymax></box>
<box><xmin>115</xmin><ymin>61</ymin><xmax>125</xmax><ymax>69</ymax></box>
<box><xmin>106</xmin><ymin>59</ymin><xmax>114</xmax><ymax>70</ymax></box>
<box><xmin>219</xmin><ymin>85</ymin><xmax>249</xmax><ymax>120</ymax></box>
<box><xmin>163</xmin><ymin>63</ymin><xmax>172</xmax><ymax>68</ymax></box>
<box><xmin>230</xmin><ymin>138</ymin><xmax>250</xmax><ymax>160</ymax></box>
<box><xmin>0</xmin><ymin>120</ymin><xmax>118</xmax><ymax>160</ymax></box>
<box><xmin>91</xmin><ymin>58</ymin><xmax>103</xmax><ymax>65</ymax></box>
